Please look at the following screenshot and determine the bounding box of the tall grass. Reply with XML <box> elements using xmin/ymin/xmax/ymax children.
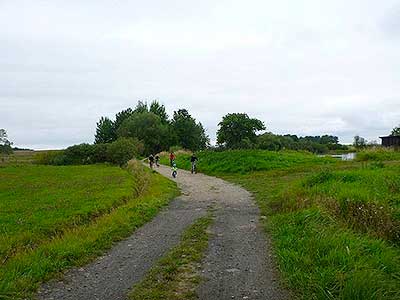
<box><xmin>356</xmin><ymin>148</ymin><xmax>400</xmax><ymax>162</ymax></box>
<box><xmin>292</xmin><ymin>166</ymin><xmax>400</xmax><ymax>242</ymax></box>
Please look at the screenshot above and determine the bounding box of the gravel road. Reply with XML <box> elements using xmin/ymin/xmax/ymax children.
<box><xmin>37</xmin><ymin>165</ymin><xmax>288</xmax><ymax>300</ymax></box>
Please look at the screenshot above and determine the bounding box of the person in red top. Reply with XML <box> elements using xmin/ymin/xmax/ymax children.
<box><xmin>169</xmin><ymin>152</ymin><xmax>176</xmax><ymax>166</ymax></box>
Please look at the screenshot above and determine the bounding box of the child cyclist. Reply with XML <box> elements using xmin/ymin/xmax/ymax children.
<box><xmin>171</xmin><ymin>163</ymin><xmax>178</xmax><ymax>178</ymax></box>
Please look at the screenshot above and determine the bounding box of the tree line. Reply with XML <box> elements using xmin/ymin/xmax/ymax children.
<box><xmin>95</xmin><ymin>100</ymin><xmax>209</xmax><ymax>154</ymax></box>
<box><xmin>216</xmin><ymin>113</ymin><xmax>347</xmax><ymax>153</ymax></box>
<box><xmin>35</xmin><ymin>101</ymin><xmax>209</xmax><ymax>166</ymax></box>
<box><xmin>4</xmin><ymin>104</ymin><xmax>400</xmax><ymax>166</ymax></box>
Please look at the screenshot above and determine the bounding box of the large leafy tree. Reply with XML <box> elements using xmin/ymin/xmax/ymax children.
<box><xmin>217</xmin><ymin>113</ymin><xmax>265</xmax><ymax>149</ymax></box>
<box><xmin>0</xmin><ymin>129</ymin><xmax>13</xmax><ymax>155</ymax></box>
<box><xmin>117</xmin><ymin>112</ymin><xmax>171</xmax><ymax>154</ymax></box>
<box><xmin>94</xmin><ymin>117</ymin><xmax>116</xmax><ymax>144</ymax></box>
<box><xmin>171</xmin><ymin>109</ymin><xmax>209</xmax><ymax>151</ymax></box>
<box><xmin>391</xmin><ymin>125</ymin><xmax>400</xmax><ymax>136</ymax></box>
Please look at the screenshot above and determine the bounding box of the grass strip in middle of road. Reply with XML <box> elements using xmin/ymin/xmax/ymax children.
<box><xmin>129</xmin><ymin>214</ymin><xmax>214</xmax><ymax>300</ymax></box>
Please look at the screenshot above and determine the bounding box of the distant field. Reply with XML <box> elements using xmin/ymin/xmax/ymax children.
<box><xmin>0</xmin><ymin>162</ymin><xmax>179</xmax><ymax>299</ymax></box>
<box><xmin>0</xmin><ymin>150</ymin><xmax>37</xmax><ymax>165</ymax></box>
<box><xmin>163</xmin><ymin>149</ymin><xmax>400</xmax><ymax>299</ymax></box>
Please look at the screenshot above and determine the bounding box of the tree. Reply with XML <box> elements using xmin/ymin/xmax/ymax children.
<box><xmin>133</xmin><ymin>101</ymin><xmax>149</xmax><ymax>114</ymax></box>
<box><xmin>94</xmin><ymin>117</ymin><xmax>116</xmax><ymax>144</ymax></box>
<box><xmin>391</xmin><ymin>125</ymin><xmax>400</xmax><ymax>136</ymax></box>
<box><xmin>353</xmin><ymin>135</ymin><xmax>367</xmax><ymax>149</ymax></box>
<box><xmin>149</xmin><ymin>100</ymin><xmax>169</xmax><ymax>124</ymax></box>
<box><xmin>117</xmin><ymin>112</ymin><xmax>171</xmax><ymax>154</ymax></box>
<box><xmin>320</xmin><ymin>135</ymin><xmax>339</xmax><ymax>145</ymax></box>
<box><xmin>217</xmin><ymin>113</ymin><xmax>265</xmax><ymax>149</ymax></box>
<box><xmin>171</xmin><ymin>109</ymin><xmax>209</xmax><ymax>151</ymax></box>
<box><xmin>0</xmin><ymin>129</ymin><xmax>13</xmax><ymax>155</ymax></box>
<box><xmin>114</xmin><ymin>108</ymin><xmax>134</xmax><ymax>132</ymax></box>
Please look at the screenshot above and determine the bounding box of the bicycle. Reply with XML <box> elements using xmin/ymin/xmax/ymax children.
<box><xmin>172</xmin><ymin>164</ymin><xmax>178</xmax><ymax>178</ymax></box>
<box><xmin>191</xmin><ymin>161</ymin><xmax>197</xmax><ymax>174</ymax></box>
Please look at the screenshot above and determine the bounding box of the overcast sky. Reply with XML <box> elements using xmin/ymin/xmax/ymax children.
<box><xmin>1</xmin><ymin>0</ymin><xmax>399</xmax><ymax>149</ymax></box>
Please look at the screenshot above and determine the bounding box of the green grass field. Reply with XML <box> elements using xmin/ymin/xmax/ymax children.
<box><xmin>160</xmin><ymin>149</ymin><xmax>336</xmax><ymax>174</ymax></box>
<box><xmin>162</xmin><ymin>149</ymin><xmax>400</xmax><ymax>299</ymax></box>
<box><xmin>0</xmin><ymin>161</ymin><xmax>179</xmax><ymax>299</ymax></box>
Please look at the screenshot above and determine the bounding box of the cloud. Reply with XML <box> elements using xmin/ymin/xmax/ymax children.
<box><xmin>0</xmin><ymin>0</ymin><xmax>399</xmax><ymax>149</ymax></box>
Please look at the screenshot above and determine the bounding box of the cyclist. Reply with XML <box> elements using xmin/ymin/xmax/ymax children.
<box><xmin>190</xmin><ymin>153</ymin><xmax>198</xmax><ymax>174</ymax></box>
<box><xmin>171</xmin><ymin>163</ymin><xmax>178</xmax><ymax>178</ymax></box>
<box><xmin>155</xmin><ymin>154</ymin><xmax>160</xmax><ymax>167</ymax></box>
<box><xmin>169</xmin><ymin>152</ymin><xmax>176</xmax><ymax>166</ymax></box>
<box><xmin>148</xmin><ymin>154</ymin><xmax>155</xmax><ymax>169</ymax></box>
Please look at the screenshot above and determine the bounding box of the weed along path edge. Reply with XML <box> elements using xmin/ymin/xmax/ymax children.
<box><xmin>38</xmin><ymin>165</ymin><xmax>287</xmax><ymax>300</ymax></box>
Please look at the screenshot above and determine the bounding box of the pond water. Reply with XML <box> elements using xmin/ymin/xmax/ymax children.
<box><xmin>319</xmin><ymin>153</ymin><xmax>357</xmax><ymax>161</ymax></box>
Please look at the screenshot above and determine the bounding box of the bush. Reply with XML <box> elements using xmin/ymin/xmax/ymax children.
<box><xmin>34</xmin><ymin>150</ymin><xmax>66</xmax><ymax>165</ymax></box>
<box><xmin>107</xmin><ymin>138</ymin><xmax>141</xmax><ymax>166</ymax></box>
<box><xmin>63</xmin><ymin>143</ymin><xmax>95</xmax><ymax>164</ymax></box>
<box><xmin>92</xmin><ymin>143</ymin><xmax>109</xmax><ymax>163</ymax></box>
<box><xmin>0</xmin><ymin>144</ymin><xmax>13</xmax><ymax>155</ymax></box>
<box><xmin>36</xmin><ymin>139</ymin><xmax>144</xmax><ymax>167</ymax></box>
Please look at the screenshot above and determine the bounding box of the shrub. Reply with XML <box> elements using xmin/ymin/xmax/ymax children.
<box><xmin>34</xmin><ymin>150</ymin><xmax>66</xmax><ymax>165</ymax></box>
<box><xmin>0</xmin><ymin>144</ymin><xmax>13</xmax><ymax>155</ymax></box>
<box><xmin>92</xmin><ymin>143</ymin><xmax>109</xmax><ymax>163</ymax></box>
<box><xmin>63</xmin><ymin>143</ymin><xmax>95</xmax><ymax>164</ymax></box>
<box><xmin>107</xmin><ymin>138</ymin><xmax>141</xmax><ymax>166</ymax></box>
<box><xmin>36</xmin><ymin>140</ymin><xmax>143</xmax><ymax>167</ymax></box>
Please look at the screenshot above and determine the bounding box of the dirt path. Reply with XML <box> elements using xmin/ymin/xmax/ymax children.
<box><xmin>38</xmin><ymin>165</ymin><xmax>287</xmax><ymax>300</ymax></box>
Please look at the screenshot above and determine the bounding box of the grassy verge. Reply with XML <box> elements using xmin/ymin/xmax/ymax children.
<box><xmin>227</xmin><ymin>168</ymin><xmax>400</xmax><ymax>299</ymax></box>
<box><xmin>356</xmin><ymin>148</ymin><xmax>400</xmax><ymax>162</ymax></box>
<box><xmin>0</xmin><ymin>161</ymin><xmax>179</xmax><ymax>299</ymax></box>
<box><xmin>159</xmin><ymin>149</ymin><xmax>336</xmax><ymax>174</ymax></box>
<box><xmin>129</xmin><ymin>214</ymin><xmax>213</xmax><ymax>300</ymax></box>
<box><xmin>161</xmin><ymin>149</ymin><xmax>400</xmax><ymax>299</ymax></box>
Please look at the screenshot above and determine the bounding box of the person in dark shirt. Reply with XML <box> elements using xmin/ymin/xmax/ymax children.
<box><xmin>148</xmin><ymin>154</ymin><xmax>155</xmax><ymax>168</ymax></box>
<box><xmin>155</xmin><ymin>154</ymin><xmax>160</xmax><ymax>167</ymax></box>
<box><xmin>190</xmin><ymin>153</ymin><xmax>198</xmax><ymax>174</ymax></box>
